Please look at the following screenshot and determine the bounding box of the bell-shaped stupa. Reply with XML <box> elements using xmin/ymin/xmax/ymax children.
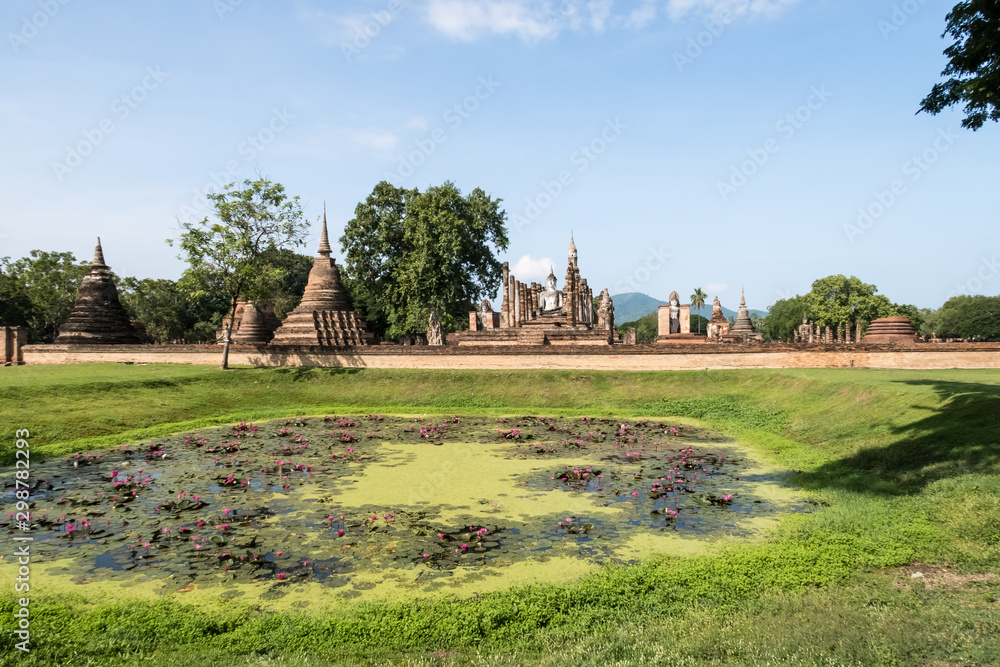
<box><xmin>269</xmin><ymin>209</ymin><xmax>374</xmax><ymax>347</ymax></box>
<box><xmin>726</xmin><ymin>289</ymin><xmax>762</xmax><ymax>342</ymax></box>
<box><xmin>55</xmin><ymin>238</ymin><xmax>140</xmax><ymax>345</ymax></box>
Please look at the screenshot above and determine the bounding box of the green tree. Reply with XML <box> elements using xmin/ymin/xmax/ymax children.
<box><xmin>0</xmin><ymin>257</ymin><xmax>32</xmax><ymax>330</ymax></box>
<box><xmin>118</xmin><ymin>278</ymin><xmax>189</xmax><ymax>343</ymax></box>
<box><xmin>920</xmin><ymin>1</ymin><xmax>1000</xmax><ymax>130</ymax></box>
<box><xmin>762</xmin><ymin>295</ymin><xmax>810</xmax><ymax>342</ymax></box>
<box><xmin>262</xmin><ymin>248</ymin><xmax>314</xmax><ymax>319</ymax></box>
<box><xmin>690</xmin><ymin>288</ymin><xmax>707</xmax><ymax>333</ymax></box>
<box><xmin>805</xmin><ymin>275</ymin><xmax>897</xmax><ymax>331</ymax></box>
<box><xmin>170</xmin><ymin>178</ymin><xmax>309</xmax><ymax>369</ymax></box>
<box><xmin>691</xmin><ymin>313</ymin><xmax>709</xmax><ymax>336</ymax></box>
<box><xmin>749</xmin><ymin>313</ymin><xmax>767</xmax><ymax>339</ymax></box>
<box><xmin>340</xmin><ymin>181</ymin><xmax>509</xmax><ymax>340</ymax></box>
<box><xmin>0</xmin><ymin>251</ymin><xmax>89</xmax><ymax>342</ymax></box>
<box><xmin>918</xmin><ymin>306</ymin><xmax>941</xmax><ymax>337</ymax></box>
<box><xmin>764</xmin><ymin>276</ymin><xmax>920</xmax><ymax>341</ymax></box>
<box><xmin>617</xmin><ymin>311</ymin><xmax>658</xmax><ymax>343</ymax></box>
<box><xmin>935</xmin><ymin>295</ymin><xmax>1000</xmax><ymax>340</ymax></box>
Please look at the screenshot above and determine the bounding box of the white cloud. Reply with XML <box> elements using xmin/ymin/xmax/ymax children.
<box><xmin>623</xmin><ymin>0</ymin><xmax>657</xmax><ymax>29</ymax></box>
<box><xmin>425</xmin><ymin>0</ymin><xmax>558</xmax><ymax>43</ymax></box>
<box><xmin>423</xmin><ymin>0</ymin><xmax>663</xmax><ymax>43</ymax></box>
<box><xmin>511</xmin><ymin>255</ymin><xmax>557</xmax><ymax>280</ymax></box>
<box><xmin>346</xmin><ymin>129</ymin><xmax>400</xmax><ymax>151</ymax></box>
<box><xmin>587</xmin><ymin>0</ymin><xmax>613</xmax><ymax>33</ymax></box>
<box><xmin>666</xmin><ymin>0</ymin><xmax>800</xmax><ymax>21</ymax></box>
<box><xmin>706</xmin><ymin>283</ymin><xmax>729</xmax><ymax>293</ymax></box>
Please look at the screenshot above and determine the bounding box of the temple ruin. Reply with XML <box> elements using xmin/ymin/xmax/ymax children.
<box><xmin>218</xmin><ymin>299</ymin><xmax>282</xmax><ymax>346</ymax></box>
<box><xmin>455</xmin><ymin>235</ymin><xmax>614</xmax><ymax>345</ymax></box>
<box><xmin>707</xmin><ymin>296</ymin><xmax>730</xmax><ymax>341</ymax></box>
<box><xmin>861</xmin><ymin>316</ymin><xmax>920</xmax><ymax>344</ymax></box>
<box><xmin>54</xmin><ymin>238</ymin><xmax>140</xmax><ymax>345</ymax></box>
<box><xmin>722</xmin><ymin>289</ymin><xmax>763</xmax><ymax>343</ymax></box>
<box><xmin>656</xmin><ymin>291</ymin><xmax>704</xmax><ymax>343</ymax></box>
<box><xmin>269</xmin><ymin>211</ymin><xmax>375</xmax><ymax>347</ymax></box>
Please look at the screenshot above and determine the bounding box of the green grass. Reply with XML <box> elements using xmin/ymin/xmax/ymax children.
<box><xmin>1</xmin><ymin>364</ymin><xmax>999</xmax><ymax>666</ymax></box>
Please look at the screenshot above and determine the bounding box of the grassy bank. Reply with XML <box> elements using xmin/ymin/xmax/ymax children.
<box><xmin>1</xmin><ymin>364</ymin><xmax>998</xmax><ymax>665</ymax></box>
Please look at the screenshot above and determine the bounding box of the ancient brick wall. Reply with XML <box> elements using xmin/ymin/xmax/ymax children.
<box><xmin>17</xmin><ymin>342</ymin><xmax>1000</xmax><ymax>370</ymax></box>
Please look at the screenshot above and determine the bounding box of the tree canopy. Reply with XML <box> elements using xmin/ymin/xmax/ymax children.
<box><xmin>919</xmin><ymin>1</ymin><xmax>1000</xmax><ymax>130</ymax></box>
<box><xmin>763</xmin><ymin>275</ymin><xmax>921</xmax><ymax>341</ymax></box>
<box><xmin>339</xmin><ymin>181</ymin><xmax>509</xmax><ymax>340</ymax></box>
<box><xmin>170</xmin><ymin>178</ymin><xmax>309</xmax><ymax>369</ymax></box>
<box><xmin>925</xmin><ymin>295</ymin><xmax>1000</xmax><ymax>340</ymax></box>
<box><xmin>617</xmin><ymin>311</ymin><xmax>658</xmax><ymax>343</ymax></box>
<box><xmin>0</xmin><ymin>251</ymin><xmax>89</xmax><ymax>342</ymax></box>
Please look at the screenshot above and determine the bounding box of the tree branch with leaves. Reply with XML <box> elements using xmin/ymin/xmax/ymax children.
<box><xmin>169</xmin><ymin>178</ymin><xmax>309</xmax><ymax>369</ymax></box>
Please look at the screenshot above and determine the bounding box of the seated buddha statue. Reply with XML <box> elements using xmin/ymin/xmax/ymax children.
<box><xmin>538</xmin><ymin>268</ymin><xmax>565</xmax><ymax>317</ymax></box>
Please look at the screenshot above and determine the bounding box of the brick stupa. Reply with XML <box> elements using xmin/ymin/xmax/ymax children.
<box><xmin>861</xmin><ymin>316</ymin><xmax>919</xmax><ymax>344</ymax></box>
<box><xmin>55</xmin><ymin>238</ymin><xmax>140</xmax><ymax>345</ymax></box>
<box><xmin>723</xmin><ymin>289</ymin><xmax>762</xmax><ymax>343</ymax></box>
<box><xmin>218</xmin><ymin>299</ymin><xmax>281</xmax><ymax>345</ymax></box>
<box><xmin>269</xmin><ymin>211</ymin><xmax>374</xmax><ymax>347</ymax></box>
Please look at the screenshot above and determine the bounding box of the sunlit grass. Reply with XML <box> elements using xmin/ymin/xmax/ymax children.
<box><xmin>1</xmin><ymin>364</ymin><xmax>998</xmax><ymax>665</ymax></box>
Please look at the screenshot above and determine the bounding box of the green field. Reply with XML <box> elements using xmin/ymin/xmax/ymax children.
<box><xmin>1</xmin><ymin>364</ymin><xmax>999</xmax><ymax>666</ymax></box>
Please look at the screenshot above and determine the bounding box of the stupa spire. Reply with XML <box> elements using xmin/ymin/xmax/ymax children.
<box><xmin>740</xmin><ymin>287</ymin><xmax>746</xmax><ymax>307</ymax></box>
<box><xmin>92</xmin><ymin>237</ymin><xmax>107</xmax><ymax>271</ymax></box>
<box><xmin>318</xmin><ymin>203</ymin><xmax>332</xmax><ymax>257</ymax></box>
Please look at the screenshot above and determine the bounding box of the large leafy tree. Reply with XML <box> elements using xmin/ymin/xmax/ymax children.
<box><xmin>919</xmin><ymin>1</ymin><xmax>1000</xmax><ymax>129</ymax></box>
<box><xmin>340</xmin><ymin>181</ymin><xmax>509</xmax><ymax>340</ymax></box>
<box><xmin>762</xmin><ymin>294</ymin><xmax>810</xmax><ymax>342</ymax></box>
<box><xmin>118</xmin><ymin>277</ymin><xmax>189</xmax><ymax>343</ymax></box>
<box><xmin>934</xmin><ymin>295</ymin><xmax>1000</xmax><ymax>339</ymax></box>
<box><xmin>763</xmin><ymin>275</ymin><xmax>921</xmax><ymax>341</ymax></box>
<box><xmin>0</xmin><ymin>258</ymin><xmax>33</xmax><ymax>331</ymax></box>
<box><xmin>170</xmin><ymin>178</ymin><xmax>309</xmax><ymax>369</ymax></box>
<box><xmin>0</xmin><ymin>251</ymin><xmax>90</xmax><ymax>342</ymax></box>
<box><xmin>260</xmin><ymin>248</ymin><xmax>313</xmax><ymax>319</ymax></box>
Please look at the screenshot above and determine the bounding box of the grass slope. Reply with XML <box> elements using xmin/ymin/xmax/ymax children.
<box><xmin>1</xmin><ymin>364</ymin><xmax>999</xmax><ymax>666</ymax></box>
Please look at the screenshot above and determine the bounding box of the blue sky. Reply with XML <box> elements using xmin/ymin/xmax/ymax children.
<box><xmin>2</xmin><ymin>0</ymin><xmax>997</xmax><ymax>312</ymax></box>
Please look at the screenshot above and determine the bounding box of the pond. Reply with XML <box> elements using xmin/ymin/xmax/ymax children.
<box><xmin>2</xmin><ymin>414</ymin><xmax>809</xmax><ymax>608</ymax></box>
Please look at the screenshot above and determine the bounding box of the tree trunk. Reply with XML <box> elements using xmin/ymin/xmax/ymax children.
<box><xmin>220</xmin><ymin>296</ymin><xmax>238</xmax><ymax>371</ymax></box>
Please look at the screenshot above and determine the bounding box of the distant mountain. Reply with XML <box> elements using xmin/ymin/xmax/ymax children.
<box><xmin>612</xmin><ymin>292</ymin><xmax>768</xmax><ymax>324</ymax></box>
<box><xmin>611</xmin><ymin>293</ymin><xmax>667</xmax><ymax>323</ymax></box>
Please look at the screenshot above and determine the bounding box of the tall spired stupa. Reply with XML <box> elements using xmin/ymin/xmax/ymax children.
<box><xmin>55</xmin><ymin>238</ymin><xmax>140</xmax><ymax>345</ymax></box>
<box><xmin>269</xmin><ymin>210</ymin><xmax>374</xmax><ymax>347</ymax></box>
<box><xmin>725</xmin><ymin>289</ymin><xmax>763</xmax><ymax>342</ymax></box>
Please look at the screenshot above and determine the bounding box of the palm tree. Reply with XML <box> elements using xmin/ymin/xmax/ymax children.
<box><xmin>690</xmin><ymin>288</ymin><xmax>707</xmax><ymax>334</ymax></box>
